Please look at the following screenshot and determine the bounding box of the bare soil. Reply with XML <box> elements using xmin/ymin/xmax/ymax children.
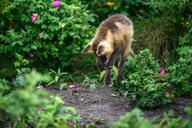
<box><xmin>49</xmin><ymin>84</ymin><xmax>192</xmax><ymax>128</ymax></box>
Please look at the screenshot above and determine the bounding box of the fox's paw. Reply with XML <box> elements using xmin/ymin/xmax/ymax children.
<box><xmin>103</xmin><ymin>82</ymin><xmax>113</xmax><ymax>87</ymax></box>
<box><xmin>117</xmin><ymin>75</ymin><xmax>123</xmax><ymax>84</ymax></box>
<box><xmin>103</xmin><ymin>79</ymin><xmax>112</xmax><ymax>86</ymax></box>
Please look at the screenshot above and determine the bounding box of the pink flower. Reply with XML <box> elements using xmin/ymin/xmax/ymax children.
<box><xmin>28</xmin><ymin>53</ymin><xmax>34</xmax><ymax>58</ymax></box>
<box><xmin>31</xmin><ymin>13</ymin><xmax>38</xmax><ymax>22</ymax></box>
<box><xmin>160</xmin><ymin>67</ymin><xmax>166</xmax><ymax>75</ymax></box>
<box><xmin>52</xmin><ymin>0</ymin><xmax>61</xmax><ymax>7</ymax></box>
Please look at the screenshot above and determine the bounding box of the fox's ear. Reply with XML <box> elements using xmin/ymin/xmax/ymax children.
<box><xmin>82</xmin><ymin>44</ymin><xmax>92</xmax><ymax>54</ymax></box>
<box><xmin>96</xmin><ymin>45</ymin><xmax>105</xmax><ymax>56</ymax></box>
<box><xmin>82</xmin><ymin>39</ymin><xmax>95</xmax><ymax>54</ymax></box>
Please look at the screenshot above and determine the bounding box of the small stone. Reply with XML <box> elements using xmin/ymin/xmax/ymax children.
<box><xmin>69</xmin><ymin>84</ymin><xmax>77</xmax><ymax>89</ymax></box>
<box><xmin>111</xmin><ymin>93</ymin><xmax>117</xmax><ymax>97</ymax></box>
<box><xmin>80</xmin><ymin>98</ymin><xmax>85</xmax><ymax>102</ymax></box>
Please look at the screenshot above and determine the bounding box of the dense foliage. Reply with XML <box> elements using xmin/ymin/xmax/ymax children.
<box><xmin>0</xmin><ymin>71</ymin><xmax>79</xmax><ymax>128</ymax></box>
<box><xmin>109</xmin><ymin>0</ymin><xmax>192</xmax><ymax>108</ymax></box>
<box><xmin>166</xmin><ymin>1</ymin><xmax>192</xmax><ymax>96</ymax></box>
<box><xmin>113</xmin><ymin>49</ymin><xmax>171</xmax><ymax>108</ymax></box>
<box><xmin>168</xmin><ymin>46</ymin><xmax>192</xmax><ymax>96</ymax></box>
<box><xmin>0</xmin><ymin>0</ymin><xmax>95</xmax><ymax>69</ymax></box>
<box><xmin>0</xmin><ymin>0</ymin><xmax>192</xmax><ymax>127</ymax></box>
<box><xmin>109</xmin><ymin>108</ymin><xmax>192</xmax><ymax>128</ymax></box>
<box><xmin>81</xmin><ymin>0</ymin><xmax>152</xmax><ymax>23</ymax></box>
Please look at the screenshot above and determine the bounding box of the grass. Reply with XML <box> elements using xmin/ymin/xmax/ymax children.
<box><xmin>133</xmin><ymin>17</ymin><xmax>180</xmax><ymax>65</ymax></box>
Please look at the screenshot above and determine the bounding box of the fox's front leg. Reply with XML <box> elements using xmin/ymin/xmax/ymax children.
<box><xmin>104</xmin><ymin>52</ymin><xmax>116</xmax><ymax>85</ymax></box>
<box><xmin>117</xmin><ymin>49</ymin><xmax>129</xmax><ymax>84</ymax></box>
<box><xmin>105</xmin><ymin>52</ymin><xmax>116</xmax><ymax>69</ymax></box>
<box><xmin>104</xmin><ymin>69</ymin><xmax>112</xmax><ymax>85</ymax></box>
<box><xmin>117</xmin><ymin>57</ymin><xmax>126</xmax><ymax>84</ymax></box>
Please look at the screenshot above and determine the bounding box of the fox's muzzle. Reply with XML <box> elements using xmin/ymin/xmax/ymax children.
<box><xmin>96</xmin><ymin>56</ymin><xmax>107</xmax><ymax>70</ymax></box>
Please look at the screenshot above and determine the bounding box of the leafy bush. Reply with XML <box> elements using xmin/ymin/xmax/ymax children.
<box><xmin>167</xmin><ymin>8</ymin><xmax>192</xmax><ymax>97</ymax></box>
<box><xmin>168</xmin><ymin>46</ymin><xmax>192</xmax><ymax>96</ymax></box>
<box><xmin>108</xmin><ymin>109</ymin><xmax>154</xmax><ymax>128</ymax></box>
<box><xmin>111</xmin><ymin>0</ymin><xmax>152</xmax><ymax>18</ymax></box>
<box><xmin>81</xmin><ymin>0</ymin><xmax>152</xmax><ymax>23</ymax></box>
<box><xmin>113</xmin><ymin>49</ymin><xmax>172</xmax><ymax>108</ymax></box>
<box><xmin>0</xmin><ymin>0</ymin><xmax>95</xmax><ymax>69</ymax></box>
<box><xmin>108</xmin><ymin>107</ymin><xmax>192</xmax><ymax>128</ymax></box>
<box><xmin>149</xmin><ymin>0</ymin><xmax>192</xmax><ymax>28</ymax></box>
<box><xmin>0</xmin><ymin>70</ymin><xmax>79</xmax><ymax>128</ymax></box>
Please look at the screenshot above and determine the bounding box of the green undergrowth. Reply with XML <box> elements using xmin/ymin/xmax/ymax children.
<box><xmin>0</xmin><ymin>70</ymin><xmax>80</xmax><ymax>128</ymax></box>
<box><xmin>108</xmin><ymin>108</ymin><xmax>192</xmax><ymax>128</ymax></box>
<box><xmin>112</xmin><ymin>49</ymin><xmax>172</xmax><ymax>108</ymax></box>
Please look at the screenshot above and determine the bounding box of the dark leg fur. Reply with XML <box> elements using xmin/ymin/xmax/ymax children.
<box><xmin>104</xmin><ymin>69</ymin><xmax>112</xmax><ymax>85</ymax></box>
<box><xmin>117</xmin><ymin>55</ymin><xmax>126</xmax><ymax>84</ymax></box>
<box><xmin>104</xmin><ymin>52</ymin><xmax>116</xmax><ymax>85</ymax></box>
<box><xmin>105</xmin><ymin>52</ymin><xmax>116</xmax><ymax>69</ymax></box>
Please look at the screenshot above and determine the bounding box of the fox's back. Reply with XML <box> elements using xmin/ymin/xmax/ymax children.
<box><xmin>95</xmin><ymin>14</ymin><xmax>133</xmax><ymax>49</ymax></box>
<box><xmin>101</xmin><ymin>14</ymin><xmax>132</xmax><ymax>27</ymax></box>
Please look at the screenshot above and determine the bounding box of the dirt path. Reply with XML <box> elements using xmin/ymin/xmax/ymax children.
<box><xmin>49</xmin><ymin>85</ymin><xmax>192</xmax><ymax>128</ymax></box>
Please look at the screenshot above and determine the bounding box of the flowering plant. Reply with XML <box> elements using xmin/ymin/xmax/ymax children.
<box><xmin>112</xmin><ymin>49</ymin><xmax>172</xmax><ymax>108</ymax></box>
<box><xmin>0</xmin><ymin>0</ymin><xmax>95</xmax><ymax>69</ymax></box>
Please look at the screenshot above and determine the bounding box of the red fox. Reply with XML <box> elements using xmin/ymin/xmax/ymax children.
<box><xmin>82</xmin><ymin>14</ymin><xmax>133</xmax><ymax>85</ymax></box>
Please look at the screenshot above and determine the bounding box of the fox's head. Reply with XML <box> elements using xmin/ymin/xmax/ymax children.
<box><xmin>82</xmin><ymin>39</ymin><xmax>113</xmax><ymax>70</ymax></box>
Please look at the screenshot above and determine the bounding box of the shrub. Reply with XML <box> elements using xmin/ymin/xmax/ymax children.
<box><xmin>81</xmin><ymin>0</ymin><xmax>152</xmax><ymax>23</ymax></box>
<box><xmin>108</xmin><ymin>109</ymin><xmax>154</xmax><ymax>128</ymax></box>
<box><xmin>168</xmin><ymin>46</ymin><xmax>192</xmax><ymax>96</ymax></box>
<box><xmin>111</xmin><ymin>0</ymin><xmax>152</xmax><ymax>18</ymax></box>
<box><xmin>0</xmin><ymin>0</ymin><xmax>95</xmax><ymax>69</ymax></box>
<box><xmin>0</xmin><ymin>70</ymin><xmax>79</xmax><ymax>128</ymax></box>
<box><xmin>113</xmin><ymin>49</ymin><xmax>172</xmax><ymax>108</ymax></box>
<box><xmin>109</xmin><ymin>107</ymin><xmax>192</xmax><ymax>128</ymax></box>
<box><xmin>167</xmin><ymin>10</ymin><xmax>192</xmax><ymax>96</ymax></box>
<box><xmin>149</xmin><ymin>0</ymin><xmax>192</xmax><ymax>28</ymax></box>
